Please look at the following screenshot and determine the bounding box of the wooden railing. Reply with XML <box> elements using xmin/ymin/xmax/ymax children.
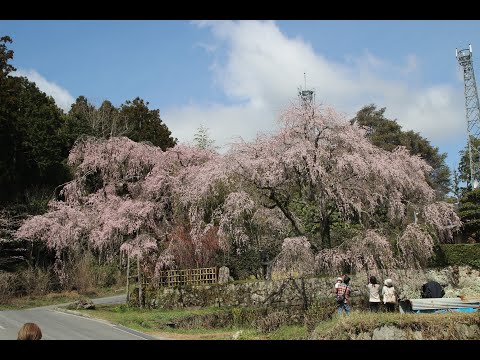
<box><xmin>156</xmin><ymin>267</ymin><xmax>218</xmax><ymax>287</ymax></box>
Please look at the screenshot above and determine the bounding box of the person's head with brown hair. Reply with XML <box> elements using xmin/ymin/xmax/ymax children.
<box><xmin>17</xmin><ymin>322</ymin><xmax>42</xmax><ymax>340</ymax></box>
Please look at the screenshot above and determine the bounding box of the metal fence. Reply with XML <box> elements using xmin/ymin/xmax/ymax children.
<box><xmin>157</xmin><ymin>267</ymin><xmax>218</xmax><ymax>287</ymax></box>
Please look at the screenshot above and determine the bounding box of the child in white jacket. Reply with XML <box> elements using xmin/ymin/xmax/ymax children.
<box><xmin>382</xmin><ymin>278</ymin><xmax>398</xmax><ymax>312</ymax></box>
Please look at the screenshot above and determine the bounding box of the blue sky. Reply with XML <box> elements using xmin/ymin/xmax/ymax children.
<box><xmin>1</xmin><ymin>20</ymin><xmax>479</xmax><ymax>173</ymax></box>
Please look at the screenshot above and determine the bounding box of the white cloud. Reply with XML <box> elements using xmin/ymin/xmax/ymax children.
<box><xmin>166</xmin><ymin>20</ymin><xmax>466</xmax><ymax>155</ymax></box>
<box><xmin>166</xmin><ymin>103</ymin><xmax>277</xmax><ymax>152</ymax></box>
<box><xmin>13</xmin><ymin>69</ymin><xmax>75</xmax><ymax>112</ymax></box>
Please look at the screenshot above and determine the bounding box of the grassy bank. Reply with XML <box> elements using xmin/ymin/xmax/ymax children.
<box><xmin>311</xmin><ymin>311</ymin><xmax>480</xmax><ymax>339</ymax></box>
<box><xmin>76</xmin><ymin>304</ymin><xmax>309</xmax><ymax>340</ymax></box>
<box><xmin>75</xmin><ymin>305</ymin><xmax>480</xmax><ymax>340</ymax></box>
<box><xmin>0</xmin><ymin>286</ymin><xmax>125</xmax><ymax>310</ymax></box>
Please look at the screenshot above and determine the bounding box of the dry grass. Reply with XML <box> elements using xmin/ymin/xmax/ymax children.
<box><xmin>78</xmin><ymin>305</ymin><xmax>479</xmax><ymax>340</ymax></box>
<box><xmin>0</xmin><ymin>290</ymin><xmax>82</xmax><ymax>310</ymax></box>
<box><xmin>310</xmin><ymin>310</ymin><xmax>480</xmax><ymax>340</ymax></box>
<box><xmin>0</xmin><ymin>286</ymin><xmax>125</xmax><ymax>310</ymax></box>
<box><xmin>0</xmin><ymin>252</ymin><xmax>125</xmax><ymax>309</ymax></box>
<box><xmin>149</xmin><ymin>330</ymin><xmax>236</xmax><ymax>340</ymax></box>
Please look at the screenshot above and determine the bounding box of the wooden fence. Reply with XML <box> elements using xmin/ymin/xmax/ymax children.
<box><xmin>156</xmin><ymin>267</ymin><xmax>218</xmax><ymax>287</ymax></box>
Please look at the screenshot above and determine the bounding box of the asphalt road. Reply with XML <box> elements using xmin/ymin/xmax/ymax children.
<box><xmin>0</xmin><ymin>294</ymin><xmax>164</xmax><ymax>340</ymax></box>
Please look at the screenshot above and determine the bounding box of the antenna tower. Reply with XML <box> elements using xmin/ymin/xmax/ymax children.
<box><xmin>298</xmin><ymin>72</ymin><xmax>315</xmax><ymax>107</ymax></box>
<box><xmin>456</xmin><ymin>44</ymin><xmax>480</xmax><ymax>188</ymax></box>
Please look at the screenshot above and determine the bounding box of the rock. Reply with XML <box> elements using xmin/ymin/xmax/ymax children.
<box><xmin>218</xmin><ymin>266</ymin><xmax>230</xmax><ymax>284</ymax></box>
<box><xmin>354</xmin><ymin>332</ymin><xmax>372</xmax><ymax>340</ymax></box>
<box><xmin>74</xmin><ymin>298</ymin><xmax>95</xmax><ymax>310</ymax></box>
<box><xmin>372</xmin><ymin>325</ymin><xmax>406</xmax><ymax>340</ymax></box>
<box><xmin>411</xmin><ymin>331</ymin><xmax>423</xmax><ymax>340</ymax></box>
<box><xmin>455</xmin><ymin>323</ymin><xmax>479</xmax><ymax>339</ymax></box>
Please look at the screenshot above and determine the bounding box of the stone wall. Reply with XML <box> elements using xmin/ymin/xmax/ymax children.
<box><xmin>136</xmin><ymin>266</ymin><xmax>480</xmax><ymax>309</ymax></box>
<box><xmin>351</xmin><ymin>324</ymin><xmax>480</xmax><ymax>340</ymax></box>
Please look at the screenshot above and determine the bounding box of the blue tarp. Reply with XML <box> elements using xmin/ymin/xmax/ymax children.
<box><xmin>414</xmin><ymin>308</ymin><xmax>477</xmax><ymax>313</ymax></box>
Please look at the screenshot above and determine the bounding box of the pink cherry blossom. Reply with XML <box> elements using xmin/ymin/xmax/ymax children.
<box><xmin>15</xmin><ymin>101</ymin><xmax>462</xmax><ymax>281</ymax></box>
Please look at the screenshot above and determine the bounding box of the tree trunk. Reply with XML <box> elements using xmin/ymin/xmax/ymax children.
<box><xmin>321</xmin><ymin>212</ymin><xmax>331</xmax><ymax>248</ymax></box>
<box><xmin>29</xmin><ymin>241</ymin><xmax>34</xmax><ymax>269</ymax></box>
<box><xmin>270</xmin><ymin>191</ymin><xmax>302</xmax><ymax>235</ymax></box>
<box><xmin>137</xmin><ymin>256</ymin><xmax>142</xmax><ymax>309</ymax></box>
<box><xmin>126</xmin><ymin>254</ymin><xmax>130</xmax><ymax>303</ymax></box>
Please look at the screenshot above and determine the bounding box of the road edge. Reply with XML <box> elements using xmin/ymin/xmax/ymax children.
<box><xmin>52</xmin><ymin>307</ymin><xmax>169</xmax><ymax>340</ymax></box>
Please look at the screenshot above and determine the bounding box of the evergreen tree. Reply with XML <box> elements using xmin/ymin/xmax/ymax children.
<box><xmin>0</xmin><ymin>35</ymin><xmax>70</xmax><ymax>202</ymax></box>
<box><xmin>119</xmin><ymin>97</ymin><xmax>177</xmax><ymax>150</ymax></box>
<box><xmin>193</xmin><ymin>124</ymin><xmax>215</xmax><ymax>150</ymax></box>
<box><xmin>351</xmin><ymin>104</ymin><xmax>451</xmax><ymax>199</ymax></box>
<box><xmin>458</xmin><ymin>188</ymin><xmax>480</xmax><ymax>243</ymax></box>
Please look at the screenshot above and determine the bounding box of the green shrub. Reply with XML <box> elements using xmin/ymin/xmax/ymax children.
<box><xmin>225</xmin><ymin>247</ymin><xmax>262</xmax><ymax>280</ymax></box>
<box><xmin>0</xmin><ymin>268</ymin><xmax>54</xmax><ymax>300</ymax></box>
<box><xmin>231</xmin><ymin>306</ymin><xmax>245</xmax><ymax>326</ymax></box>
<box><xmin>304</xmin><ymin>297</ymin><xmax>337</xmax><ymax>332</ymax></box>
<box><xmin>18</xmin><ymin>267</ymin><xmax>52</xmax><ymax>295</ymax></box>
<box><xmin>173</xmin><ymin>312</ymin><xmax>232</xmax><ymax>329</ymax></box>
<box><xmin>253</xmin><ymin>310</ymin><xmax>289</xmax><ymax>333</ymax></box>
<box><xmin>431</xmin><ymin>244</ymin><xmax>480</xmax><ymax>269</ymax></box>
<box><xmin>230</xmin><ymin>307</ymin><xmax>265</xmax><ymax>327</ymax></box>
<box><xmin>0</xmin><ymin>271</ymin><xmax>19</xmax><ymax>303</ymax></box>
<box><xmin>65</xmin><ymin>253</ymin><xmax>124</xmax><ymax>292</ymax></box>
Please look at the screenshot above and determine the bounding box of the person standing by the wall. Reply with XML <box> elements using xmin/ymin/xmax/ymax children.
<box><xmin>382</xmin><ymin>278</ymin><xmax>398</xmax><ymax>312</ymax></box>
<box><xmin>367</xmin><ymin>275</ymin><xmax>381</xmax><ymax>312</ymax></box>
<box><xmin>336</xmin><ymin>275</ymin><xmax>352</xmax><ymax>315</ymax></box>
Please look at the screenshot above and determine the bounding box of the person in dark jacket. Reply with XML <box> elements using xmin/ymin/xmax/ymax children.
<box><xmin>421</xmin><ymin>281</ymin><xmax>445</xmax><ymax>298</ymax></box>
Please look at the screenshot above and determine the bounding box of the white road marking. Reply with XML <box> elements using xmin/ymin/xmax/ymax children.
<box><xmin>0</xmin><ymin>325</ymin><xmax>5</xmax><ymax>330</ymax></box>
<box><xmin>111</xmin><ymin>326</ymin><xmax>149</xmax><ymax>340</ymax></box>
<box><xmin>52</xmin><ymin>309</ymin><xmax>112</xmax><ymax>325</ymax></box>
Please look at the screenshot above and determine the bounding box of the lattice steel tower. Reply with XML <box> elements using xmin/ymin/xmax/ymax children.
<box><xmin>456</xmin><ymin>44</ymin><xmax>480</xmax><ymax>188</ymax></box>
<box><xmin>298</xmin><ymin>72</ymin><xmax>315</xmax><ymax>107</ymax></box>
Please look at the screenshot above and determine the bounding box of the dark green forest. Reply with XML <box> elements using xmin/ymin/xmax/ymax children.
<box><xmin>0</xmin><ymin>35</ymin><xmax>177</xmax><ymax>275</ymax></box>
